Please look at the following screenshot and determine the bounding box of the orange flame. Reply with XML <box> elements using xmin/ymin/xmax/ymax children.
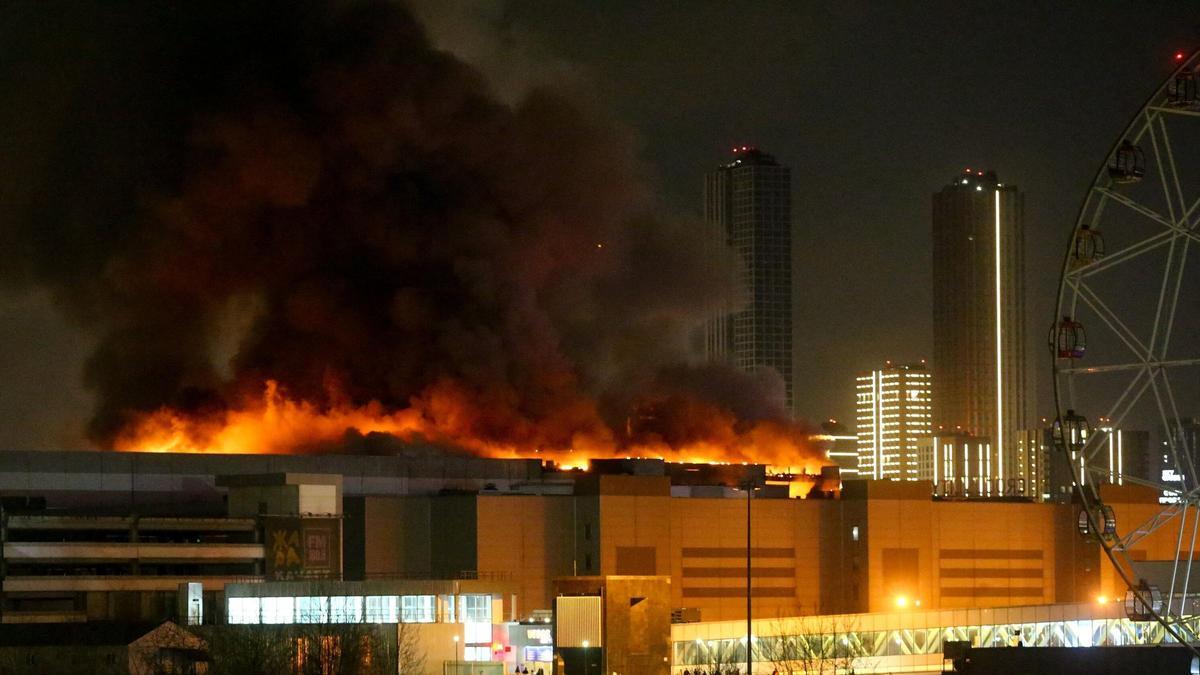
<box><xmin>114</xmin><ymin>379</ymin><xmax>830</xmax><ymax>483</ymax></box>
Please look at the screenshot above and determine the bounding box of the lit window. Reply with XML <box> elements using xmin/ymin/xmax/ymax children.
<box><xmin>296</xmin><ymin>596</ymin><xmax>329</xmax><ymax>624</ymax></box>
<box><xmin>402</xmin><ymin>595</ymin><xmax>436</xmax><ymax>623</ymax></box>
<box><xmin>851</xmin><ymin>526</ymin><xmax>860</xmax><ymax>542</ymax></box>
<box><xmin>330</xmin><ymin>596</ymin><xmax>363</xmax><ymax>623</ymax></box>
<box><xmin>261</xmin><ymin>597</ymin><xmax>295</xmax><ymax>624</ymax></box>
<box><xmin>365</xmin><ymin>596</ymin><xmax>399</xmax><ymax>623</ymax></box>
<box><xmin>465</xmin><ymin>621</ymin><xmax>492</xmax><ymax>644</ymax></box>
<box><xmin>463</xmin><ymin>646</ymin><xmax>491</xmax><ymax>661</ymax></box>
<box><xmin>228</xmin><ymin>597</ymin><xmax>260</xmax><ymax>625</ymax></box>
<box><xmin>460</xmin><ymin>595</ymin><xmax>492</xmax><ymax>623</ymax></box>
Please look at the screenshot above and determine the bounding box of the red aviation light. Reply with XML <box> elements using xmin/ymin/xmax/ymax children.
<box><xmin>1176</xmin><ymin>51</ymin><xmax>1187</xmax><ymax>61</ymax></box>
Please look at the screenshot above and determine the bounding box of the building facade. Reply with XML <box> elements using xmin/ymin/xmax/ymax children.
<box><xmin>704</xmin><ymin>147</ymin><xmax>794</xmax><ymax>413</ymax></box>
<box><xmin>1</xmin><ymin>448</ymin><xmax>1191</xmax><ymax>673</ymax></box>
<box><xmin>1156</xmin><ymin>417</ymin><xmax>1200</xmax><ymax>503</ymax></box>
<box><xmin>932</xmin><ymin>169</ymin><xmax>1026</xmax><ymax>460</ymax></box>
<box><xmin>1019</xmin><ymin>424</ymin><xmax>1150</xmax><ymax>504</ymax></box>
<box><xmin>815</xmin><ymin>419</ymin><xmax>860</xmax><ymax>479</ymax></box>
<box><xmin>856</xmin><ymin>362</ymin><xmax>932</xmax><ymax>480</ymax></box>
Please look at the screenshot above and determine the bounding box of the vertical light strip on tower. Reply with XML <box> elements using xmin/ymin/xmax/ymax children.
<box><xmin>934</xmin><ymin>436</ymin><xmax>940</xmax><ymax>484</ymax></box>
<box><xmin>1108</xmin><ymin>432</ymin><xmax>1115</xmax><ymax>483</ymax></box>
<box><xmin>994</xmin><ymin>190</ymin><xmax>1004</xmax><ymax>484</ymax></box>
<box><xmin>878</xmin><ymin>367</ymin><xmax>888</xmax><ymax>478</ymax></box>
<box><xmin>1117</xmin><ymin>431</ymin><xmax>1124</xmax><ymax>485</ymax></box>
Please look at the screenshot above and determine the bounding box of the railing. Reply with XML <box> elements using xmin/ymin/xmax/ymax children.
<box><xmin>362</xmin><ymin>570</ymin><xmax>515</xmax><ymax>582</ymax></box>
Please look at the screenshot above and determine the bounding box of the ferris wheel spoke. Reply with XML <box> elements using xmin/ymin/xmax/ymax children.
<box><xmin>1186</xmin><ymin>194</ymin><xmax>1200</xmax><ymax>229</ymax></box>
<box><xmin>1107</xmin><ymin>470</ymin><xmax>1182</xmax><ymax>496</ymax></box>
<box><xmin>1154</xmin><ymin>114</ymin><xmax>1189</xmax><ymax>220</ymax></box>
<box><xmin>1089</xmin><ymin>367</ymin><xmax>1147</xmax><ymax>421</ymax></box>
<box><xmin>1184</xmin><ymin>513</ymin><xmax>1200</xmax><ymax>614</ymax></box>
<box><xmin>1166</xmin><ymin>502</ymin><xmax>1195</xmax><ymax>619</ymax></box>
<box><xmin>1068</xmin><ymin>367</ymin><xmax>1154</xmax><ymax>475</ymax></box>
<box><xmin>1094</xmin><ymin>186</ymin><xmax>1176</xmax><ymax>232</ymax></box>
<box><xmin>1150</xmin><ymin>373</ymin><xmax>1200</xmax><ymax>494</ymax></box>
<box><xmin>1056</xmin><ymin>357</ymin><xmax>1200</xmax><ymax>374</ymax></box>
<box><xmin>1168</xmin><ymin>503</ymin><xmax>1194</xmax><ymax>618</ymax></box>
<box><xmin>1174</xmin><ymin>510</ymin><xmax>1200</xmax><ymax>620</ymax></box>
<box><xmin>1118</xmin><ymin>502</ymin><xmax>1185</xmax><ymax>550</ymax></box>
<box><xmin>1145</xmin><ymin>112</ymin><xmax>1183</xmax><ymax>224</ymax></box>
<box><xmin>1161</xmin><ymin>370</ymin><xmax>1196</xmax><ymax>461</ymax></box>
<box><xmin>1148</xmin><ymin>235</ymin><xmax>1191</xmax><ymax>358</ymax></box>
<box><xmin>1057</xmin><ymin>54</ymin><xmax>1200</xmax><ymax>648</ymax></box>
<box><xmin>1147</xmin><ymin>106</ymin><xmax>1200</xmax><ymax>119</ymax></box>
<box><xmin>1178</xmin><ymin>198</ymin><xmax>1200</xmax><ymax>237</ymax></box>
<box><xmin>1072</xmin><ymin>228</ymin><xmax>1173</xmax><ymax>279</ymax></box>
<box><xmin>1069</xmin><ymin>279</ymin><xmax>1151</xmax><ymax>357</ymax></box>
<box><xmin>1157</xmin><ymin>237</ymin><xmax>1191</xmax><ymax>358</ymax></box>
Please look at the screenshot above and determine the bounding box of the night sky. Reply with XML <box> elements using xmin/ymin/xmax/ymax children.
<box><xmin>1</xmin><ymin>1</ymin><xmax>1197</xmax><ymax>449</ymax></box>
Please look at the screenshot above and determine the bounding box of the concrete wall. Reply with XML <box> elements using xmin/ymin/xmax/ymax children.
<box><xmin>665</xmin><ymin>496</ymin><xmax>824</xmax><ymax>621</ymax></box>
<box><xmin>360</xmin><ymin>496</ymin><xmax>478</xmax><ymax>578</ymax></box>
<box><xmin>556</xmin><ymin>576</ymin><xmax>672</xmax><ymax>675</ymax></box>
<box><xmin>819</xmin><ymin>496</ymin><xmax>868</xmax><ymax>614</ymax></box>
<box><xmin>862</xmin><ymin>481</ymin><xmax>1059</xmax><ymax>612</ymax></box>
<box><xmin>475</xmin><ymin>495</ymin><xmax>575</xmax><ymax>619</ymax></box>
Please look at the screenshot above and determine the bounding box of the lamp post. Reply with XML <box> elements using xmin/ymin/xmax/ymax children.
<box><xmin>742</xmin><ymin>479</ymin><xmax>755</xmax><ymax>675</ymax></box>
<box><xmin>582</xmin><ymin>640</ymin><xmax>589</xmax><ymax>675</ymax></box>
<box><xmin>453</xmin><ymin>634</ymin><xmax>461</xmax><ymax>674</ymax></box>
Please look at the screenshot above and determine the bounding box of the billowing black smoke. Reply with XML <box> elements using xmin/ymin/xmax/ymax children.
<box><xmin>0</xmin><ymin>1</ymin><xmax>806</xmax><ymax>456</ymax></box>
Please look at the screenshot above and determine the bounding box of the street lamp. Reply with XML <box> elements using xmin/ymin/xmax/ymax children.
<box><xmin>741</xmin><ymin>479</ymin><xmax>756</xmax><ymax>675</ymax></box>
<box><xmin>453</xmin><ymin>634</ymin><xmax>461</xmax><ymax>674</ymax></box>
<box><xmin>582</xmin><ymin>640</ymin><xmax>589</xmax><ymax>675</ymax></box>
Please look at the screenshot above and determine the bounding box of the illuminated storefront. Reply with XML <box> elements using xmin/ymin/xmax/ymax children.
<box><xmin>671</xmin><ymin>602</ymin><xmax>1188</xmax><ymax>674</ymax></box>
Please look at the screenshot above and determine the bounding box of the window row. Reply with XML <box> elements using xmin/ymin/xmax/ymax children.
<box><xmin>227</xmin><ymin>593</ymin><xmax>492</xmax><ymax>625</ymax></box>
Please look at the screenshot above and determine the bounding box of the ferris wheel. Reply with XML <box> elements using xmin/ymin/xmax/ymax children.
<box><xmin>1052</xmin><ymin>48</ymin><xmax>1200</xmax><ymax>647</ymax></box>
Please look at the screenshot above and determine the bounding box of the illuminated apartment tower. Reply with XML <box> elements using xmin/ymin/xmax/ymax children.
<box><xmin>1027</xmin><ymin>422</ymin><xmax>1150</xmax><ymax>503</ymax></box>
<box><xmin>928</xmin><ymin>430</ymin><xmax>1043</xmax><ymax>499</ymax></box>
<box><xmin>932</xmin><ymin>170</ymin><xmax>1026</xmax><ymax>461</ymax></box>
<box><xmin>856</xmin><ymin>362</ymin><xmax>932</xmax><ymax>480</ymax></box>
<box><xmin>704</xmin><ymin>147</ymin><xmax>793</xmax><ymax>412</ymax></box>
<box><xmin>1158</xmin><ymin>418</ymin><xmax>1200</xmax><ymax>503</ymax></box>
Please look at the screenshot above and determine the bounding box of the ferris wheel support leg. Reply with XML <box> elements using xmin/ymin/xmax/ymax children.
<box><xmin>1169</xmin><ymin>504</ymin><xmax>1189</xmax><ymax>619</ymax></box>
<box><xmin>1180</xmin><ymin>509</ymin><xmax>1200</xmax><ymax>619</ymax></box>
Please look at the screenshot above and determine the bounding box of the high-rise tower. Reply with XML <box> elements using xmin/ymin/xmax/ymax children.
<box><xmin>932</xmin><ymin>169</ymin><xmax>1027</xmax><ymax>461</ymax></box>
<box><xmin>855</xmin><ymin>361</ymin><xmax>932</xmax><ymax>480</ymax></box>
<box><xmin>704</xmin><ymin>147</ymin><xmax>793</xmax><ymax>412</ymax></box>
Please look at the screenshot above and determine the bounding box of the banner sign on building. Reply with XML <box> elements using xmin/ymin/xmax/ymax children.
<box><xmin>263</xmin><ymin>516</ymin><xmax>341</xmax><ymax>580</ymax></box>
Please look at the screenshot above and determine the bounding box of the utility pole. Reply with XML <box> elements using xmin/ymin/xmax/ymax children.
<box><xmin>745</xmin><ymin>479</ymin><xmax>753</xmax><ymax>675</ymax></box>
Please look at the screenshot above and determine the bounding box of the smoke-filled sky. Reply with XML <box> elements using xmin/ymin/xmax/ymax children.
<box><xmin>0</xmin><ymin>0</ymin><xmax>792</xmax><ymax>457</ymax></box>
<box><xmin>1</xmin><ymin>1</ymin><xmax>1197</xmax><ymax>449</ymax></box>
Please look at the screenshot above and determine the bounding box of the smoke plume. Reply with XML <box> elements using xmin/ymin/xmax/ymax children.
<box><xmin>0</xmin><ymin>1</ymin><xmax>819</xmax><ymax>465</ymax></box>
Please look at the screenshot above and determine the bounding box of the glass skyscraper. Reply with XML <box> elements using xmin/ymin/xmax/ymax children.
<box><xmin>704</xmin><ymin>147</ymin><xmax>793</xmax><ymax>413</ymax></box>
<box><xmin>931</xmin><ymin>169</ymin><xmax>1027</xmax><ymax>461</ymax></box>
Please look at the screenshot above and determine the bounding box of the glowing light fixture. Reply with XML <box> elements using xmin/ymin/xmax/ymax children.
<box><xmin>995</xmin><ymin>190</ymin><xmax>1003</xmax><ymax>484</ymax></box>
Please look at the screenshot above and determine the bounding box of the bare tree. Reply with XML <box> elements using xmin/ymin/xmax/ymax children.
<box><xmin>690</xmin><ymin>637</ymin><xmax>745</xmax><ymax>675</ymax></box>
<box><xmin>760</xmin><ymin>616</ymin><xmax>866</xmax><ymax>675</ymax></box>
<box><xmin>396</xmin><ymin>622</ymin><xmax>425</xmax><ymax>675</ymax></box>
<box><xmin>199</xmin><ymin>622</ymin><xmax>424</xmax><ymax>675</ymax></box>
